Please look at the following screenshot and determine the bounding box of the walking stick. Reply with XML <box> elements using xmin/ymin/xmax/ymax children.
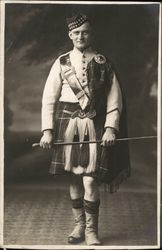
<box><xmin>32</xmin><ymin>135</ymin><xmax>157</xmax><ymax>148</ymax></box>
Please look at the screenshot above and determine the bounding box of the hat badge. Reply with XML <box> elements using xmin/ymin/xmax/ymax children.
<box><xmin>94</xmin><ymin>54</ymin><xmax>106</xmax><ymax>64</ymax></box>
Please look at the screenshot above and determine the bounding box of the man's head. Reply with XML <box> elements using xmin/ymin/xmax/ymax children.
<box><xmin>66</xmin><ymin>13</ymin><xmax>92</xmax><ymax>51</ymax></box>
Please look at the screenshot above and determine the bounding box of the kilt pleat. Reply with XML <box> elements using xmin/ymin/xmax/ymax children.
<box><xmin>49</xmin><ymin>102</ymin><xmax>104</xmax><ymax>176</ymax></box>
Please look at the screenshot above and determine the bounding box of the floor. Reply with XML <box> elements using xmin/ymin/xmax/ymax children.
<box><xmin>4</xmin><ymin>181</ymin><xmax>157</xmax><ymax>247</ymax></box>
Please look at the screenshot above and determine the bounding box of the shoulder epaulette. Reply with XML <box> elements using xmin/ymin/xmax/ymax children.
<box><xmin>59</xmin><ymin>51</ymin><xmax>71</xmax><ymax>65</ymax></box>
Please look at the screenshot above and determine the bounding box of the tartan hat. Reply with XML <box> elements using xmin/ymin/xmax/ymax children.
<box><xmin>66</xmin><ymin>13</ymin><xmax>88</xmax><ymax>31</ymax></box>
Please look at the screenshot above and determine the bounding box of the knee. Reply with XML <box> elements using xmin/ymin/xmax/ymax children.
<box><xmin>70</xmin><ymin>182</ymin><xmax>83</xmax><ymax>193</ymax></box>
<box><xmin>83</xmin><ymin>176</ymin><xmax>96</xmax><ymax>190</ymax></box>
<box><xmin>70</xmin><ymin>177</ymin><xmax>84</xmax><ymax>199</ymax></box>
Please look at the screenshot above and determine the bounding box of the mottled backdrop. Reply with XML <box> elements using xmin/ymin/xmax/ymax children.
<box><xmin>3</xmin><ymin>3</ymin><xmax>159</xmax><ymax>246</ymax></box>
<box><xmin>4</xmin><ymin>3</ymin><xmax>158</xmax><ymax>184</ymax></box>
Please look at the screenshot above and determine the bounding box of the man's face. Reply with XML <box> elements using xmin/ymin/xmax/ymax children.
<box><xmin>69</xmin><ymin>22</ymin><xmax>92</xmax><ymax>51</ymax></box>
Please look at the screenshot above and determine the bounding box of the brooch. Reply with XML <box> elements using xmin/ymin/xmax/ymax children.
<box><xmin>94</xmin><ymin>54</ymin><xmax>106</xmax><ymax>64</ymax></box>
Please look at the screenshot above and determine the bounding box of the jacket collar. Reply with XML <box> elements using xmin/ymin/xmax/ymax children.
<box><xmin>73</xmin><ymin>47</ymin><xmax>95</xmax><ymax>55</ymax></box>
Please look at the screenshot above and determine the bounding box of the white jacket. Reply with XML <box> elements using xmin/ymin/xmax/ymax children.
<box><xmin>41</xmin><ymin>47</ymin><xmax>123</xmax><ymax>132</ymax></box>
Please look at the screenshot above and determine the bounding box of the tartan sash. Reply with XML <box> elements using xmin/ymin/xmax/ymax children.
<box><xmin>60</xmin><ymin>53</ymin><xmax>90</xmax><ymax>110</ymax></box>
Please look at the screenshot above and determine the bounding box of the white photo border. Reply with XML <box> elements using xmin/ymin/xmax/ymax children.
<box><xmin>0</xmin><ymin>1</ymin><xmax>161</xmax><ymax>249</ymax></box>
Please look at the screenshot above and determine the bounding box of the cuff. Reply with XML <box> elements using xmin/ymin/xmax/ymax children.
<box><xmin>105</xmin><ymin>126</ymin><xmax>118</xmax><ymax>134</ymax></box>
<box><xmin>104</xmin><ymin>109</ymin><xmax>120</xmax><ymax>131</ymax></box>
<box><xmin>41</xmin><ymin>112</ymin><xmax>54</xmax><ymax>132</ymax></box>
<box><xmin>42</xmin><ymin>129</ymin><xmax>54</xmax><ymax>134</ymax></box>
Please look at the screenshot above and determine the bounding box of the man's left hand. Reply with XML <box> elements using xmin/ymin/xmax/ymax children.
<box><xmin>101</xmin><ymin>127</ymin><xmax>116</xmax><ymax>147</ymax></box>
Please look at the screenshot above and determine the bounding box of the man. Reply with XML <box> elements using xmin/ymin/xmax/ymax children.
<box><xmin>40</xmin><ymin>13</ymin><xmax>129</xmax><ymax>246</ymax></box>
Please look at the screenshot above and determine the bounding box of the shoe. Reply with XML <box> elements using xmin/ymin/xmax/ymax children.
<box><xmin>85</xmin><ymin>211</ymin><xmax>102</xmax><ymax>245</ymax></box>
<box><xmin>68</xmin><ymin>207</ymin><xmax>85</xmax><ymax>244</ymax></box>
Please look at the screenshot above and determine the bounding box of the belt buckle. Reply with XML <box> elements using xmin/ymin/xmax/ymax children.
<box><xmin>71</xmin><ymin>110</ymin><xmax>86</xmax><ymax>119</ymax></box>
<box><xmin>71</xmin><ymin>109</ymin><xmax>96</xmax><ymax>119</ymax></box>
<box><xmin>78</xmin><ymin>110</ymin><xmax>86</xmax><ymax>119</ymax></box>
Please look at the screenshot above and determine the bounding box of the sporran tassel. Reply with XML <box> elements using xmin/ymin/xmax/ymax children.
<box><xmin>64</xmin><ymin>118</ymin><xmax>77</xmax><ymax>171</ymax></box>
<box><xmin>71</xmin><ymin>134</ymin><xmax>80</xmax><ymax>167</ymax></box>
<box><xmin>80</xmin><ymin>133</ymin><xmax>89</xmax><ymax>167</ymax></box>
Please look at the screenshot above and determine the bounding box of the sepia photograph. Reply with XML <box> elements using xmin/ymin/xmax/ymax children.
<box><xmin>0</xmin><ymin>1</ymin><xmax>161</xmax><ymax>249</ymax></box>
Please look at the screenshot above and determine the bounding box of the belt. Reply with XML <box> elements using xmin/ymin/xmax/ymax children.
<box><xmin>63</xmin><ymin>109</ymin><xmax>96</xmax><ymax>119</ymax></box>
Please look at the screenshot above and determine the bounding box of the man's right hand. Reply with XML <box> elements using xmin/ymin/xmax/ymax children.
<box><xmin>40</xmin><ymin>130</ymin><xmax>53</xmax><ymax>149</ymax></box>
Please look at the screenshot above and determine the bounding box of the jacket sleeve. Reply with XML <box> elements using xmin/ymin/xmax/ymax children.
<box><xmin>104</xmin><ymin>72</ymin><xmax>123</xmax><ymax>131</ymax></box>
<box><xmin>41</xmin><ymin>58</ymin><xmax>62</xmax><ymax>132</ymax></box>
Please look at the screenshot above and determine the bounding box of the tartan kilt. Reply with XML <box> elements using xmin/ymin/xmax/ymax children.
<box><xmin>49</xmin><ymin>101</ymin><xmax>104</xmax><ymax>177</ymax></box>
<box><xmin>49</xmin><ymin>101</ymin><xmax>130</xmax><ymax>192</ymax></box>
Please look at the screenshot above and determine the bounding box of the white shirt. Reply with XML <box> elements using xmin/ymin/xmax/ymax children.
<box><xmin>41</xmin><ymin>47</ymin><xmax>123</xmax><ymax>131</ymax></box>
